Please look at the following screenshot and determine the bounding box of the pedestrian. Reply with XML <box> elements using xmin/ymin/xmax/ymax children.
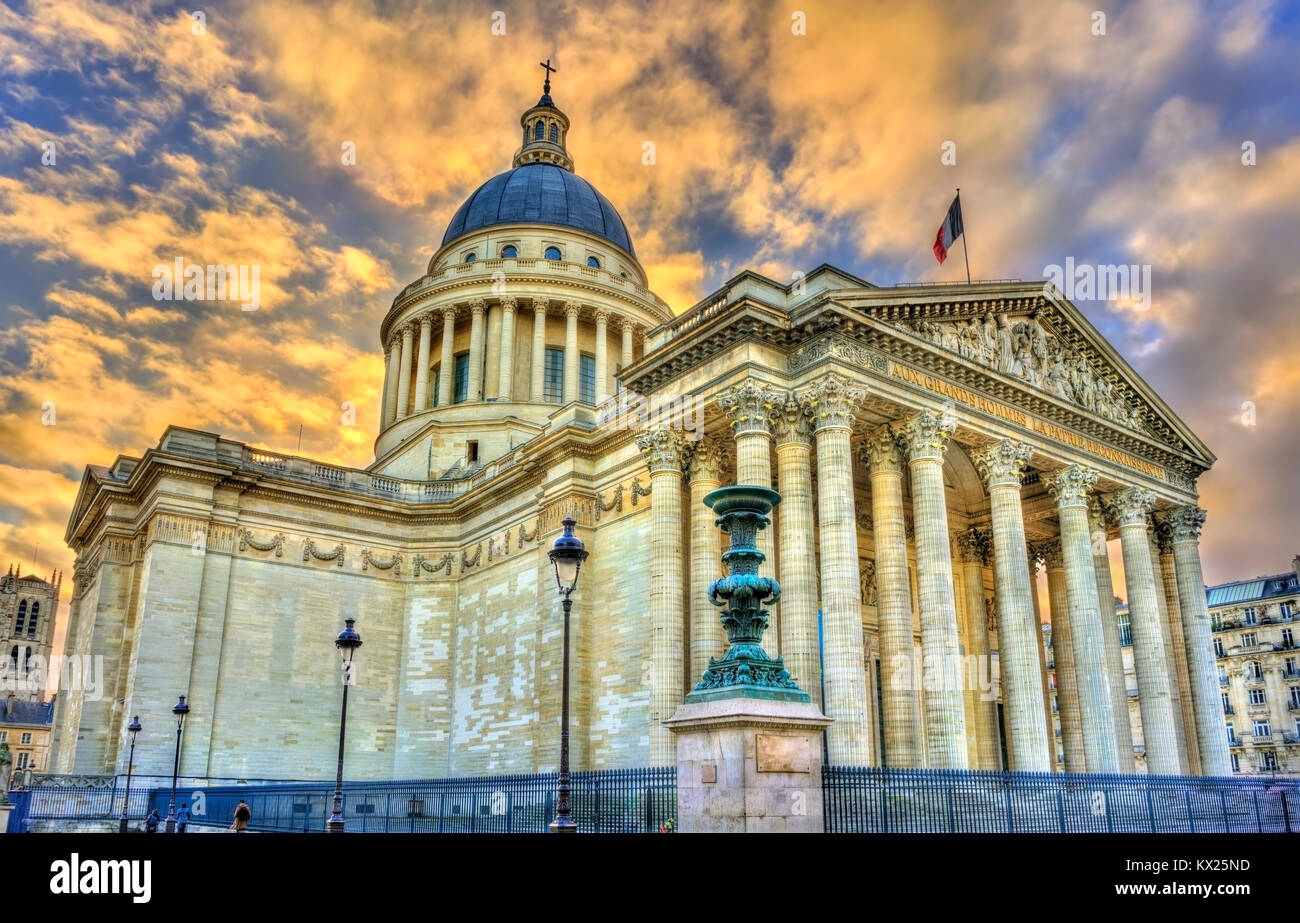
<box><xmin>145</xmin><ymin>810</ymin><xmax>160</xmax><ymax>834</ymax></box>
<box><xmin>231</xmin><ymin>800</ymin><xmax>251</xmax><ymax>833</ymax></box>
<box><xmin>176</xmin><ymin>802</ymin><xmax>190</xmax><ymax>833</ymax></box>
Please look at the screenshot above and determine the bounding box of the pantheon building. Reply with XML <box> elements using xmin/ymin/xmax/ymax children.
<box><xmin>51</xmin><ymin>83</ymin><xmax>1228</xmax><ymax>783</ymax></box>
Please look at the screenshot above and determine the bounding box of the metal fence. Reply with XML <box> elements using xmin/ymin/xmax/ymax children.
<box><xmin>6</xmin><ymin>784</ymin><xmax>153</xmax><ymax>830</ymax></box>
<box><xmin>823</xmin><ymin>766</ymin><xmax>1299</xmax><ymax>833</ymax></box>
<box><xmin>147</xmin><ymin>767</ymin><xmax>678</xmax><ymax>833</ymax></box>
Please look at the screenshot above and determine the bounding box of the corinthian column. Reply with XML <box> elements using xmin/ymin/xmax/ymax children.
<box><xmin>467</xmin><ymin>299</ymin><xmax>486</xmax><ymax>402</ymax></box>
<box><xmin>957</xmin><ymin>528</ymin><xmax>1000</xmax><ymax>770</ymax></box>
<box><xmin>895</xmin><ymin>410</ymin><xmax>967</xmax><ymax>769</ymax></box>
<box><xmin>621</xmin><ymin>319</ymin><xmax>635</xmax><ymax>370</ymax></box>
<box><xmin>1039</xmin><ymin>539</ymin><xmax>1084</xmax><ymax>772</ymax></box>
<box><xmin>636</xmin><ymin>428</ymin><xmax>689</xmax><ymax>765</ymax></box>
<box><xmin>974</xmin><ymin>438</ymin><xmax>1049</xmax><ymax>772</ymax></box>
<box><xmin>382</xmin><ymin>342</ymin><xmax>399</xmax><ymax>427</ymax></box>
<box><xmin>1089</xmin><ymin>497</ymin><xmax>1135</xmax><ymax>770</ymax></box>
<box><xmin>687</xmin><ymin>437</ymin><xmax>726</xmax><ymax>684</ymax></box>
<box><xmin>497</xmin><ymin>298</ymin><xmax>517</xmax><ymax>400</ymax></box>
<box><xmin>798</xmin><ymin>373</ymin><xmax>871</xmax><ymax>765</ymax></box>
<box><xmin>594</xmin><ymin>309</ymin><xmax>609</xmax><ymax>404</ymax></box>
<box><xmin>484</xmin><ymin>301</ymin><xmax>501</xmax><ymax>400</ymax></box>
<box><xmin>1155</xmin><ymin>518</ymin><xmax>1201</xmax><ymax>774</ymax></box>
<box><xmin>563</xmin><ymin>301</ymin><xmax>580</xmax><ymax>403</ymax></box>
<box><xmin>413</xmin><ymin>315</ymin><xmax>433</xmax><ymax>412</ymax></box>
<box><xmin>1145</xmin><ymin>523</ymin><xmax>1190</xmax><ymax>774</ymax></box>
<box><xmin>861</xmin><ymin>426</ymin><xmax>922</xmax><ymax>768</ymax></box>
<box><xmin>1047</xmin><ymin>465</ymin><xmax>1119</xmax><ymax>774</ymax></box>
<box><xmin>1158</xmin><ymin>506</ymin><xmax>1231</xmax><ymax>776</ymax></box>
<box><xmin>530</xmin><ymin>299</ymin><xmax>548</xmax><ymax>402</ymax></box>
<box><xmin>1103</xmin><ymin>487</ymin><xmax>1180</xmax><ymax>774</ymax></box>
<box><xmin>718</xmin><ymin>379</ymin><xmax>779</xmax><ymax>587</ymax></box>
<box><xmin>438</xmin><ymin>306</ymin><xmax>456</xmax><ymax>407</ymax></box>
<box><xmin>773</xmin><ymin>395</ymin><xmax>820</xmax><ymax>703</ymax></box>
<box><xmin>395</xmin><ymin>323</ymin><xmax>414</xmax><ymax>419</ymax></box>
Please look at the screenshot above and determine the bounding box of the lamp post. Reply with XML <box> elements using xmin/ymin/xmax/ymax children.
<box><xmin>163</xmin><ymin>695</ymin><xmax>189</xmax><ymax>833</ymax></box>
<box><xmin>547</xmin><ymin>515</ymin><xmax>588</xmax><ymax>833</ymax></box>
<box><xmin>328</xmin><ymin>617</ymin><xmax>362</xmax><ymax>834</ymax></box>
<box><xmin>118</xmin><ymin>715</ymin><xmax>142</xmax><ymax>834</ymax></box>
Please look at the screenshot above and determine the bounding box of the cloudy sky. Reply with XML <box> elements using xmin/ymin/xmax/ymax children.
<box><xmin>1</xmin><ymin>0</ymin><xmax>1297</xmax><ymax>626</ymax></box>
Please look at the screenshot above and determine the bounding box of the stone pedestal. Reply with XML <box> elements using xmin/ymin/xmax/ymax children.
<box><xmin>665</xmin><ymin>698</ymin><xmax>831</xmax><ymax>833</ymax></box>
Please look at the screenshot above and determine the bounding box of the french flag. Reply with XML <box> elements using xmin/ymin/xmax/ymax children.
<box><xmin>932</xmin><ymin>194</ymin><xmax>964</xmax><ymax>264</ymax></box>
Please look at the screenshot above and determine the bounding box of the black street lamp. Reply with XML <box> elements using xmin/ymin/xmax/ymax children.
<box><xmin>118</xmin><ymin>715</ymin><xmax>142</xmax><ymax>834</ymax></box>
<box><xmin>163</xmin><ymin>695</ymin><xmax>189</xmax><ymax>833</ymax></box>
<box><xmin>547</xmin><ymin>515</ymin><xmax>588</xmax><ymax>834</ymax></box>
<box><xmin>328</xmin><ymin>617</ymin><xmax>362</xmax><ymax>834</ymax></box>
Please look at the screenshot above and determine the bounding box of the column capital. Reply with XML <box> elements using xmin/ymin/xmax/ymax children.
<box><xmin>687</xmin><ymin>436</ymin><xmax>727</xmax><ymax>482</ymax></box>
<box><xmin>1101</xmin><ymin>486</ymin><xmax>1157</xmax><ymax>528</ymax></box>
<box><xmin>859</xmin><ymin>424</ymin><xmax>904</xmax><ymax>474</ymax></box>
<box><xmin>1157</xmin><ymin>505</ymin><xmax>1206</xmax><ymax>544</ymax></box>
<box><xmin>441</xmin><ymin>303</ymin><xmax>460</xmax><ymax>321</ymax></box>
<box><xmin>895</xmin><ymin>407</ymin><xmax>956</xmax><ymax>462</ymax></box>
<box><xmin>617</xmin><ymin>316</ymin><xmax>640</xmax><ymax>333</ymax></box>
<box><xmin>1046</xmin><ymin>464</ymin><xmax>1099</xmax><ymax>509</ymax></box>
<box><xmin>796</xmin><ymin>372</ymin><xmax>865</xmax><ymax>431</ymax></box>
<box><xmin>593</xmin><ymin>307</ymin><xmax>610</xmax><ymax>324</ymax></box>
<box><xmin>563</xmin><ymin>300</ymin><xmax>582</xmax><ymax>319</ymax></box>
<box><xmin>499</xmin><ymin>296</ymin><xmax>518</xmax><ymax>315</ymax></box>
<box><xmin>718</xmin><ymin>379</ymin><xmax>781</xmax><ymax>436</ymax></box>
<box><xmin>399</xmin><ymin>321</ymin><xmax>417</xmax><ymax>338</ymax></box>
<box><xmin>468</xmin><ymin>298</ymin><xmax>486</xmax><ymax>317</ymax></box>
<box><xmin>1031</xmin><ymin>537</ymin><xmax>1063</xmax><ymax>570</ymax></box>
<box><xmin>417</xmin><ymin>313</ymin><xmax>433</xmax><ymax>330</ymax></box>
<box><xmin>1025</xmin><ymin>542</ymin><xmax>1042</xmax><ymax>574</ymax></box>
<box><xmin>636</xmin><ymin>428</ymin><xmax>689</xmax><ymax>474</ymax></box>
<box><xmin>973</xmin><ymin>438</ymin><xmax>1032</xmax><ymax>488</ymax></box>
<box><xmin>771</xmin><ymin>392</ymin><xmax>812</xmax><ymax>445</ymax></box>
<box><xmin>956</xmin><ymin>527</ymin><xmax>992</xmax><ymax>565</ymax></box>
<box><xmin>531</xmin><ymin>297</ymin><xmax>548</xmax><ymax>315</ymax></box>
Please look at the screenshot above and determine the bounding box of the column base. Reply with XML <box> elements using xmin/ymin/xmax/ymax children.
<box><xmin>664</xmin><ymin>698</ymin><xmax>832</xmax><ymax>833</ymax></box>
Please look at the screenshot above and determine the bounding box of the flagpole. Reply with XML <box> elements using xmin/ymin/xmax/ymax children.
<box><xmin>957</xmin><ymin>187</ymin><xmax>971</xmax><ymax>284</ymax></box>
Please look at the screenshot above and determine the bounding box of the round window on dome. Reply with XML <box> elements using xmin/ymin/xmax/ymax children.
<box><xmin>464</xmin><ymin>252</ymin><xmax>476</xmax><ymax>263</ymax></box>
<box><xmin>501</xmin><ymin>245</ymin><xmax>517</xmax><ymax>258</ymax></box>
<box><xmin>544</xmin><ymin>246</ymin><xmax>562</xmax><ymax>261</ymax></box>
<box><xmin>586</xmin><ymin>256</ymin><xmax>600</xmax><ymax>268</ymax></box>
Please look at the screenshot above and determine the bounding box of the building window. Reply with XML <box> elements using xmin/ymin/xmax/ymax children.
<box><xmin>20</xmin><ymin>732</ymin><xmax>31</xmax><ymax>745</ymax></box>
<box><xmin>27</xmin><ymin>601</ymin><xmax>37</xmax><ymax>638</ymax></box>
<box><xmin>1260</xmin><ymin>751</ymin><xmax>1278</xmax><ymax>771</ymax></box>
<box><xmin>548</xmin><ymin>122</ymin><xmax>558</xmax><ymax>143</ymax></box>
<box><xmin>1222</xmin><ymin>692</ymin><xmax>1231</xmax><ymax>713</ymax></box>
<box><xmin>7</xmin><ymin>646</ymin><xmax>14</xmax><ymax>672</ymax></box>
<box><xmin>464</xmin><ymin>252</ymin><xmax>476</xmax><ymax>263</ymax></box>
<box><xmin>0</xmin><ymin>731</ymin><xmax>6</xmax><ymax>743</ymax></box>
<box><xmin>1241</xmin><ymin>632</ymin><xmax>1258</xmax><ymax>648</ymax></box>
<box><xmin>466</xmin><ymin>440</ymin><xmax>479</xmax><ymax>464</ymax></box>
<box><xmin>1283</xmin><ymin>628</ymin><xmax>1295</xmax><ymax>649</ymax></box>
<box><xmin>579</xmin><ymin>354</ymin><xmax>596</xmax><ymax>404</ymax></box>
<box><xmin>544</xmin><ymin>246</ymin><xmax>562</xmax><ymax>261</ymax></box>
<box><xmin>534</xmin><ymin>121</ymin><xmax>545</xmax><ymax>141</ymax></box>
<box><xmin>1117</xmin><ymin>614</ymin><xmax>1132</xmax><ymax>647</ymax></box>
<box><xmin>1286</xmin><ymin>657</ymin><xmax>1299</xmax><ymax>678</ymax></box>
<box><xmin>1249</xmin><ymin>687</ymin><xmax>1267</xmax><ymax>706</ymax></box>
<box><xmin>544</xmin><ymin>348</ymin><xmax>564</xmax><ymax>402</ymax></box>
<box><xmin>1281</xmin><ymin>602</ymin><xmax>1294</xmax><ymax>620</ymax></box>
<box><xmin>501</xmin><ymin>245</ymin><xmax>517</xmax><ymax>258</ymax></box>
<box><xmin>431</xmin><ymin>365</ymin><xmax>440</xmax><ymax>407</ymax></box>
<box><xmin>1231</xmin><ymin>753</ymin><xmax>1240</xmax><ymax>772</ymax></box>
<box><xmin>15</xmin><ymin>599</ymin><xmax>25</xmax><ymax>634</ymax></box>
<box><xmin>1214</xmin><ymin>638</ymin><xmax>1225</xmax><ymax>658</ymax></box>
<box><xmin>1243</xmin><ymin>607</ymin><xmax>1258</xmax><ymax>625</ymax></box>
<box><xmin>1253</xmin><ymin>720</ymin><xmax>1271</xmax><ymax>737</ymax></box>
<box><xmin>1226</xmin><ymin>723</ymin><xmax>1236</xmax><ymax>744</ymax></box>
<box><xmin>16</xmin><ymin>752</ymin><xmax>28</xmax><ymax>771</ymax></box>
<box><xmin>23</xmin><ymin>646</ymin><xmax>31</xmax><ymax>674</ymax></box>
<box><xmin>1246</xmin><ymin>660</ymin><xmax>1264</xmax><ymax>680</ymax></box>
<box><xmin>1290</xmin><ymin>686</ymin><xmax>1300</xmax><ymax>708</ymax></box>
<box><xmin>586</xmin><ymin>256</ymin><xmax>600</xmax><ymax>268</ymax></box>
<box><xmin>454</xmin><ymin>354</ymin><xmax>470</xmax><ymax>404</ymax></box>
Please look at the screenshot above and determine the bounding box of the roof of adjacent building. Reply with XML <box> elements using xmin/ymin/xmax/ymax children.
<box><xmin>2</xmin><ymin>697</ymin><xmax>54</xmax><ymax>728</ymax></box>
<box><xmin>1206</xmin><ymin>570</ymin><xmax>1299</xmax><ymax>608</ymax></box>
<box><xmin>440</xmin><ymin>162</ymin><xmax>636</xmax><ymax>257</ymax></box>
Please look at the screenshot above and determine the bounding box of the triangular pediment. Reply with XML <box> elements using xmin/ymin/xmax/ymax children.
<box><xmin>828</xmin><ymin>282</ymin><xmax>1214</xmax><ymax>472</ymax></box>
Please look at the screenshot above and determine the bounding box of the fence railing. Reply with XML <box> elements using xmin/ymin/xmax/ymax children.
<box><xmin>13</xmin><ymin>785</ymin><xmax>153</xmax><ymax>825</ymax></box>
<box><xmin>823</xmin><ymin>766</ymin><xmax>1299</xmax><ymax>833</ymax></box>
<box><xmin>145</xmin><ymin>768</ymin><xmax>677</xmax><ymax>833</ymax></box>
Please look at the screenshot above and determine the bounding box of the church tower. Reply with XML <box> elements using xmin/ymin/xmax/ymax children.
<box><xmin>1</xmin><ymin>564</ymin><xmax>60</xmax><ymax>694</ymax></box>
